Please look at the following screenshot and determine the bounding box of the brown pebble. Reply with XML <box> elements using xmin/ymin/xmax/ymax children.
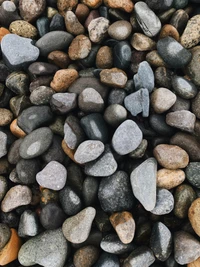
<box><xmin>151</xmin><ymin>88</ymin><xmax>177</xmax><ymax>113</ymax></box>
<box><xmin>0</xmin><ymin>159</ymin><xmax>10</xmax><ymax>175</ymax></box>
<box><xmin>153</xmin><ymin>144</ymin><xmax>189</xmax><ymax>170</ymax></box>
<box><xmin>57</xmin><ymin>0</ymin><xmax>78</xmax><ymax>16</ymax></box>
<box><xmin>109</xmin><ymin>211</ymin><xmax>135</xmax><ymax>244</ymax></box>
<box><xmin>9</xmin><ymin>20</ymin><xmax>38</xmax><ymax>39</ymax></box>
<box><xmin>65</xmin><ymin>11</ymin><xmax>85</xmax><ymax>35</ymax></box>
<box><xmin>96</xmin><ymin>46</ymin><xmax>113</xmax><ymax>69</ymax></box>
<box><xmin>48</xmin><ymin>51</ymin><xmax>71</xmax><ymax>69</ymax></box>
<box><xmin>0</xmin><ymin>108</ymin><xmax>13</xmax><ymax>126</ymax></box>
<box><xmin>0</xmin><ymin>229</ymin><xmax>22</xmax><ymax>266</ymax></box>
<box><xmin>81</xmin><ymin>0</ymin><xmax>102</xmax><ymax>8</ymax></box>
<box><xmin>146</xmin><ymin>50</ymin><xmax>167</xmax><ymax>67</ymax></box>
<box><xmin>19</xmin><ymin>0</ymin><xmax>46</xmax><ymax>22</ymax></box>
<box><xmin>75</xmin><ymin>3</ymin><xmax>90</xmax><ymax>23</ymax></box>
<box><xmin>73</xmin><ymin>245</ymin><xmax>100</xmax><ymax>267</ymax></box>
<box><xmin>100</xmin><ymin>68</ymin><xmax>127</xmax><ymax>88</ymax></box>
<box><xmin>188</xmin><ymin>198</ymin><xmax>200</xmax><ymax>237</ymax></box>
<box><xmin>157</xmin><ymin>168</ymin><xmax>185</xmax><ymax>190</ymax></box>
<box><xmin>159</xmin><ymin>24</ymin><xmax>180</xmax><ymax>41</ymax></box>
<box><xmin>104</xmin><ymin>0</ymin><xmax>134</xmax><ymax>13</ymax></box>
<box><xmin>0</xmin><ymin>27</ymin><xmax>10</xmax><ymax>42</ymax></box>
<box><xmin>188</xmin><ymin>257</ymin><xmax>200</xmax><ymax>267</ymax></box>
<box><xmin>10</xmin><ymin>119</ymin><xmax>26</xmax><ymax>138</ymax></box>
<box><xmin>131</xmin><ymin>33</ymin><xmax>156</xmax><ymax>51</ymax></box>
<box><xmin>50</xmin><ymin>69</ymin><xmax>79</xmax><ymax>92</ymax></box>
<box><xmin>68</xmin><ymin>35</ymin><xmax>91</xmax><ymax>60</ymax></box>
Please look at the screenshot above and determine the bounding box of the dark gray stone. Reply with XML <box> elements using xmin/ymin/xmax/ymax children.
<box><xmin>98</xmin><ymin>171</ymin><xmax>135</xmax><ymax>213</ymax></box>
<box><xmin>149</xmin><ymin>114</ymin><xmax>175</xmax><ymax>136</ymax></box>
<box><xmin>93</xmin><ymin>252</ymin><xmax>120</xmax><ymax>267</ymax></box>
<box><xmin>171</xmin><ymin>75</ymin><xmax>198</xmax><ymax>99</ymax></box>
<box><xmin>186</xmin><ymin>162</ymin><xmax>200</xmax><ymax>188</ymax></box>
<box><xmin>134</xmin><ymin>61</ymin><xmax>154</xmax><ymax>92</ymax></box>
<box><xmin>16</xmin><ymin>158</ymin><xmax>40</xmax><ymax>184</ymax></box>
<box><xmin>150</xmin><ymin>189</ymin><xmax>174</xmax><ymax>215</ymax></box>
<box><xmin>50</xmin><ymin>13</ymin><xmax>65</xmax><ymax>31</ymax></box>
<box><xmin>130</xmin><ymin>158</ymin><xmax>157</xmax><ymax>211</ymax></box>
<box><xmin>113</xmin><ymin>41</ymin><xmax>131</xmax><ymax>69</ymax></box>
<box><xmin>19</xmin><ymin>127</ymin><xmax>53</xmax><ymax>159</ymax></box>
<box><xmin>0</xmin><ymin>176</ymin><xmax>7</xmax><ymax>202</ymax></box>
<box><xmin>108</xmin><ymin>88</ymin><xmax>126</xmax><ymax>105</ymax></box>
<box><xmin>146</xmin><ymin>0</ymin><xmax>174</xmax><ymax>11</ymax></box>
<box><xmin>28</xmin><ymin>62</ymin><xmax>58</xmax><ymax>76</ymax></box>
<box><xmin>1</xmin><ymin>34</ymin><xmax>39</xmax><ymax>70</ymax></box>
<box><xmin>0</xmin><ymin>223</ymin><xmax>11</xmax><ymax>250</ymax></box>
<box><xmin>157</xmin><ymin>37</ymin><xmax>192</xmax><ymax>68</ymax></box>
<box><xmin>6</xmin><ymin>71</ymin><xmax>29</xmax><ymax>95</ymax></box>
<box><xmin>82</xmin><ymin>176</ymin><xmax>99</xmax><ymax>206</ymax></box>
<box><xmin>104</xmin><ymin>104</ymin><xmax>127</xmax><ymax>127</ymax></box>
<box><xmin>170</xmin><ymin>96</ymin><xmax>190</xmax><ymax>112</ymax></box>
<box><xmin>78</xmin><ymin>88</ymin><xmax>104</xmax><ymax>113</ymax></box>
<box><xmin>36</xmin><ymin>16</ymin><xmax>50</xmax><ymax>37</ymax></box>
<box><xmin>18</xmin><ymin>210</ymin><xmax>38</xmax><ymax>238</ymax></box>
<box><xmin>8</xmin><ymin>138</ymin><xmax>23</xmax><ymax>165</ymax></box>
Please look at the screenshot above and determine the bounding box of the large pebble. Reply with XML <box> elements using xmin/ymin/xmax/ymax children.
<box><xmin>135</xmin><ymin>2</ymin><xmax>161</xmax><ymax>37</ymax></box>
<box><xmin>62</xmin><ymin>207</ymin><xmax>96</xmax><ymax>244</ymax></box>
<box><xmin>157</xmin><ymin>36</ymin><xmax>192</xmax><ymax>68</ymax></box>
<box><xmin>151</xmin><ymin>88</ymin><xmax>177</xmax><ymax>113</ymax></box>
<box><xmin>16</xmin><ymin>158</ymin><xmax>40</xmax><ymax>184</ymax></box>
<box><xmin>150</xmin><ymin>188</ymin><xmax>174</xmax><ymax>215</ymax></box>
<box><xmin>68</xmin><ymin>35</ymin><xmax>91</xmax><ymax>60</ymax></box>
<box><xmin>134</xmin><ymin>61</ymin><xmax>154</xmax><ymax>92</ymax></box>
<box><xmin>131</xmin><ymin>158</ymin><xmax>157</xmax><ymax>211</ymax></box>
<box><xmin>112</xmin><ymin>120</ymin><xmax>143</xmax><ymax>155</ymax></box>
<box><xmin>1</xmin><ymin>34</ymin><xmax>39</xmax><ymax>70</ymax></box>
<box><xmin>100</xmin><ymin>68</ymin><xmax>127</xmax><ymax>88</ymax></box>
<box><xmin>98</xmin><ymin>171</ymin><xmax>135</xmax><ymax>213</ymax></box>
<box><xmin>157</xmin><ymin>168</ymin><xmax>185</xmax><ymax>189</ymax></box>
<box><xmin>104</xmin><ymin>104</ymin><xmax>127</xmax><ymax>127</ymax></box>
<box><xmin>1</xmin><ymin>185</ymin><xmax>32</xmax><ymax>212</ymax></box>
<box><xmin>153</xmin><ymin>144</ymin><xmax>189</xmax><ymax>169</ymax></box>
<box><xmin>84</xmin><ymin>145</ymin><xmax>117</xmax><ymax>177</ymax></box>
<box><xmin>36</xmin><ymin>161</ymin><xmax>67</xmax><ymax>191</ymax></box>
<box><xmin>19</xmin><ymin>127</ymin><xmax>53</xmax><ymax>159</ymax></box>
<box><xmin>30</xmin><ymin>86</ymin><xmax>55</xmax><ymax>105</ymax></box>
<box><xmin>18</xmin><ymin>229</ymin><xmax>68</xmax><ymax>267</ymax></box>
<box><xmin>174</xmin><ymin>231</ymin><xmax>200</xmax><ymax>265</ymax></box>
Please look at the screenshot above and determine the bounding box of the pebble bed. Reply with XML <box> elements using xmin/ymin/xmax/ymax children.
<box><xmin>1</xmin><ymin>0</ymin><xmax>200</xmax><ymax>267</ymax></box>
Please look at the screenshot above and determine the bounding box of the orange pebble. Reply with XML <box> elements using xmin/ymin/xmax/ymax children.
<box><xmin>62</xmin><ymin>139</ymin><xmax>79</xmax><ymax>164</ymax></box>
<box><xmin>0</xmin><ymin>228</ymin><xmax>22</xmax><ymax>265</ymax></box>
<box><xmin>0</xmin><ymin>27</ymin><xmax>10</xmax><ymax>42</ymax></box>
<box><xmin>10</xmin><ymin>119</ymin><xmax>26</xmax><ymax>138</ymax></box>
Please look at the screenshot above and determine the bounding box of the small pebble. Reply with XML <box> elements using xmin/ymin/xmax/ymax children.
<box><xmin>96</xmin><ymin>46</ymin><xmax>113</xmax><ymax>69</ymax></box>
<box><xmin>73</xmin><ymin>245</ymin><xmax>100</xmax><ymax>267</ymax></box>
<box><xmin>100</xmin><ymin>68</ymin><xmax>127</xmax><ymax>88</ymax></box>
<box><xmin>65</xmin><ymin>11</ymin><xmax>85</xmax><ymax>35</ymax></box>
<box><xmin>134</xmin><ymin>61</ymin><xmax>155</xmax><ymax>92</ymax></box>
<box><xmin>68</xmin><ymin>34</ymin><xmax>91</xmax><ymax>60</ymax></box>
<box><xmin>188</xmin><ymin>198</ymin><xmax>200</xmax><ymax>237</ymax></box>
<box><xmin>0</xmin><ymin>131</ymin><xmax>7</xmax><ymax>158</ymax></box>
<box><xmin>104</xmin><ymin>104</ymin><xmax>127</xmax><ymax>127</ymax></box>
<box><xmin>18</xmin><ymin>210</ymin><xmax>38</xmax><ymax>237</ymax></box>
<box><xmin>0</xmin><ymin>176</ymin><xmax>7</xmax><ymax>201</ymax></box>
<box><xmin>88</xmin><ymin>17</ymin><xmax>110</xmax><ymax>43</ymax></box>
<box><xmin>0</xmin><ymin>223</ymin><xmax>11</xmax><ymax>250</ymax></box>
<box><xmin>171</xmin><ymin>75</ymin><xmax>198</xmax><ymax>99</ymax></box>
<box><xmin>150</xmin><ymin>188</ymin><xmax>174</xmax><ymax>215</ymax></box>
<box><xmin>157</xmin><ymin>168</ymin><xmax>185</xmax><ymax>189</ymax></box>
<box><xmin>94</xmin><ymin>252</ymin><xmax>120</xmax><ymax>267</ymax></box>
<box><xmin>186</xmin><ymin>162</ymin><xmax>200</xmax><ymax>188</ymax></box>
<box><xmin>78</xmin><ymin>88</ymin><xmax>104</xmax><ymax>113</ymax></box>
<box><xmin>131</xmin><ymin>33</ymin><xmax>156</xmax><ymax>51</ymax></box>
<box><xmin>16</xmin><ymin>158</ymin><xmax>40</xmax><ymax>184</ymax></box>
<box><xmin>181</xmin><ymin>15</ymin><xmax>200</xmax><ymax>49</ymax></box>
<box><xmin>108</xmin><ymin>20</ymin><xmax>132</xmax><ymax>40</ymax></box>
<box><xmin>104</xmin><ymin>0</ymin><xmax>134</xmax><ymax>13</ymax></box>
<box><xmin>30</xmin><ymin>86</ymin><xmax>55</xmax><ymax>105</ymax></box>
<box><xmin>50</xmin><ymin>92</ymin><xmax>77</xmax><ymax>114</ymax></box>
<box><xmin>19</xmin><ymin>0</ymin><xmax>46</xmax><ymax>22</ymax></box>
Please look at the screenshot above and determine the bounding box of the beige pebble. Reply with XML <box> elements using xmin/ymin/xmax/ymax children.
<box><xmin>68</xmin><ymin>35</ymin><xmax>91</xmax><ymax>60</ymax></box>
<box><xmin>0</xmin><ymin>108</ymin><xmax>13</xmax><ymax>126</ymax></box>
<box><xmin>157</xmin><ymin>168</ymin><xmax>185</xmax><ymax>189</ymax></box>
<box><xmin>131</xmin><ymin>33</ymin><xmax>156</xmax><ymax>51</ymax></box>
<box><xmin>188</xmin><ymin>198</ymin><xmax>200</xmax><ymax>237</ymax></box>
<box><xmin>100</xmin><ymin>68</ymin><xmax>127</xmax><ymax>88</ymax></box>
<box><xmin>151</xmin><ymin>88</ymin><xmax>177</xmax><ymax>113</ymax></box>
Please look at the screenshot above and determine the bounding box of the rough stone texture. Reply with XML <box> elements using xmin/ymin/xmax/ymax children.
<box><xmin>100</xmin><ymin>68</ymin><xmax>127</xmax><ymax>88</ymax></box>
<box><xmin>104</xmin><ymin>0</ymin><xmax>134</xmax><ymax>13</ymax></box>
<box><xmin>151</xmin><ymin>88</ymin><xmax>177</xmax><ymax>113</ymax></box>
<box><xmin>78</xmin><ymin>88</ymin><xmax>104</xmax><ymax>113</ymax></box>
<box><xmin>0</xmin><ymin>223</ymin><xmax>11</xmax><ymax>250</ymax></box>
<box><xmin>50</xmin><ymin>92</ymin><xmax>77</xmax><ymax>114</ymax></box>
<box><xmin>150</xmin><ymin>188</ymin><xmax>174</xmax><ymax>215</ymax></box>
<box><xmin>192</xmin><ymin>92</ymin><xmax>200</xmax><ymax>119</ymax></box>
<box><xmin>181</xmin><ymin>15</ymin><xmax>200</xmax><ymax>49</ymax></box>
<box><xmin>130</xmin><ymin>158</ymin><xmax>157</xmax><ymax>211</ymax></box>
<box><xmin>186</xmin><ymin>162</ymin><xmax>200</xmax><ymax>188</ymax></box>
<box><xmin>68</xmin><ymin>35</ymin><xmax>91</xmax><ymax>60</ymax></box>
<box><xmin>18</xmin><ymin>229</ymin><xmax>68</xmax><ymax>267</ymax></box>
<box><xmin>157</xmin><ymin>168</ymin><xmax>185</xmax><ymax>189</ymax></box>
<box><xmin>0</xmin><ymin>131</ymin><xmax>7</xmax><ymax>158</ymax></box>
<box><xmin>19</xmin><ymin>0</ymin><xmax>46</xmax><ymax>22</ymax></box>
<box><xmin>172</xmin><ymin>75</ymin><xmax>198</xmax><ymax>99</ymax></box>
<box><xmin>73</xmin><ymin>245</ymin><xmax>100</xmax><ymax>267</ymax></box>
<box><xmin>65</xmin><ymin>11</ymin><xmax>85</xmax><ymax>35</ymax></box>
<box><xmin>134</xmin><ymin>61</ymin><xmax>154</xmax><ymax>92</ymax></box>
<box><xmin>188</xmin><ymin>198</ymin><xmax>200</xmax><ymax>237</ymax></box>
<box><xmin>88</xmin><ymin>17</ymin><xmax>109</xmax><ymax>43</ymax></box>
<box><xmin>9</xmin><ymin>20</ymin><xmax>38</xmax><ymax>39</ymax></box>
<box><xmin>0</xmin><ymin>176</ymin><xmax>7</xmax><ymax>201</ymax></box>
<box><xmin>108</xmin><ymin>20</ymin><xmax>132</xmax><ymax>41</ymax></box>
<box><xmin>62</xmin><ymin>207</ymin><xmax>96</xmax><ymax>244</ymax></box>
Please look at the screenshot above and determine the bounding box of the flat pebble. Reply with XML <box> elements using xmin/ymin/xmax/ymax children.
<box><xmin>62</xmin><ymin>207</ymin><xmax>96</xmax><ymax>244</ymax></box>
<box><xmin>98</xmin><ymin>171</ymin><xmax>135</xmax><ymax>213</ymax></box>
<box><xmin>112</xmin><ymin>120</ymin><xmax>143</xmax><ymax>155</ymax></box>
<box><xmin>18</xmin><ymin>210</ymin><xmax>38</xmax><ymax>238</ymax></box>
<box><xmin>157</xmin><ymin>168</ymin><xmax>185</xmax><ymax>189</ymax></box>
<box><xmin>150</xmin><ymin>188</ymin><xmax>174</xmax><ymax>215</ymax></box>
<box><xmin>151</xmin><ymin>88</ymin><xmax>177</xmax><ymax>113</ymax></box>
<box><xmin>134</xmin><ymin>61</ymin><xmax>154</xmax><ymax>92</ymax></box>
<box><xmin>100</xmin><ymin>68</ymin><xmax>127</xmax><ymax>88</ymax></box>
<box><xmin>18</xmin><ymin>229</ymin><xmax>68</xmax><ymax>267</ymax></box>
<box><xmin>78</xmin><ymin>88</ymin><xmax>104</xmax><ymax>113</ymax></box>
<box><xmin>174</xmin><ymin>231</ymin><xmax>200</xmax><ymax>265</ymax></box>
<box><xmin>131</xmin><ymin>158</ymin><xmax>157</xmax><ymax>211</ymax></box>
<box><xmin>36</xmin><ymin>161</ymin><xmax>67</xmax><ymax>191</ymax></box>
<box><xmin>153</xmin><ymin>144</ymin><xmax>189</xmax><ymax>169</ymax></box>
<box><xmin>1</xmin><ymin>185</ymin><xmax>32</xmax><ymax>212</ymax></box>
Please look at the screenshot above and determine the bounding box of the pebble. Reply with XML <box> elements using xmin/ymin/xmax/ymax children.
<box><xmin>149</xmin><ymin>114</ymin><xmax>175</xmax><ymax>136</ymax></box>
<box><xmin>50</xmin><ymin>69</ymin><xmax>79</xmax><ymax>92</ymax></box>
<box><xmin>0</xmin><ymin>223</ymin><xmax>11</xmax><ymax>250</ymax></box>
<box><xmin>19</xmin><ymin>127</ymin><xmax>53</xmax><ymax>159</ymax></box>
<box><xmin>129</xmin><ymin>139</ymin><xmax>148</xmax><ymax>158</ymax></box>
<box><xmin>172</xmin><ymin>97</ymin><xmax>191</xmax><ymax>112</ymax></box>
<box><xmin>146</xmin><ymin>50</ymin><xmax>167</xmax><ymax>68</ymax></box>
<box><xmin>59</xmin><ymin>185</ymin><xmax>82</xmax><ymax>216</ymax></box>
<box><xmin>42</xmin><ymin>136</ymin><xmax>65</xmax><ymax>164</ymax></box>
<box><xmin>134</xmin><ymin>61</ymin><xmax>155</xmax><ymax>92</ymax></box>
<box><xmin>157</xmin><ymin>168</ymin><xmax>185</xmax><ymax>189</ymax></box>
<box><xmin>151</xmin><ymin>88</ymin><xmax>177</xmax><ymax>113</ymax></box>
<box><xmin>80</xmin><ymin>113</ymin><xmax>108</xmax><ymax>143</ymax></box>
<box><xmin>153</xmin><ymin>144</ymin><xmax>189</xmax><ymax>169</ymax></box>
<box><xmin>0</xmin><ymin>27</ymin><xmax>10</xmax><ymax>42</ymax></box>
<box><xmin>150</xmin><ymin>188</ymin><xmax>174</xmax><ymax>215</ymax></box>
<box><xmin>181</xmin><ymin>15</ymin><xmax>200</xmax><ymax>49</ymax></box>
<box><xmin>170</xmin><ymin>9</ymin><xmax>189</xmax><ymax>34</ymax></box>
<box><xmin>0</xmin><ymin>131</ymin><xmax>7</xmax><ymax>158</ymax></box>
<box><xmin>74</xmin><ymin>140</ymin><xmax>104</xmax><ymax>164</ymax></box>
<box><xmin>28</xmin><ymin>62</ymin><xmax>59</xmax><ymax>76</ymax></box>
<box><xmin>36</xmin><ymin>16</ymin><xmax>49</xmax><ymax>37</ymax></box>
<box><xmin>48</xmin><ymin>51</ymin><xmax>70</xmax><ymax>69</ymax></box>
<box><xmin>16</xmin><ymin>158</ymin><xmax>40</xmax><ymax>184</ymax></box>
<box><xmin>35</xmin><ymin>31</ymin><xmax>73</xmax><ymax>57</ymax></box>
<box><xmin>104</xmin><ymin>104</ymin><xmax>127</xmax><ymax>127</ymax></box>
<box><xmin>40</xmin><ymin>203</ymin><xmax>65</xmax><ymax>230</ymax></box>
<box><xmin>62</xmin><ymin>207</ymin><xmax>96</xmax><ymax>244</ymax></box>
<box><xmin>108</xmin><ymin>88</ymin><xmax>126</xmax><ymax>105</ymax></box>
<box><xmin>68</xmin><ymin>35</ymin><xmax>91</xmax><ymax>60</ymax></box>
<box><xmin>88</xmin><ymin>17</ymin><xmax>109</xmax><ymax>43</ymax></box>
<box><xmin>30</xmin><ymin>86</ymin><xmax>55</xmax><ymax>105</ymax></box>
<box><xmin>9</xmin><ymin>20</ymin><xmax>38</xmax><ymax>39</ymax></box>
<box><xmin>6</xmin><ymin>71</ymin><xmax>29</xmax><ymax>95</ymax></box>
<box><xmin>159</xmin><ymin>24</ymin><xmax>180</xmax><ymax>41</ymax></box>
<box><xmin>73</xmin><ymin>245</ymin><xmax>100</xmax><ymax>267</ymax></box>
<box><xmin>94</xmin><ymin>252</ymin><xmax>120</xmax><ymax>267</ymax></box>
<box><xmin>113</xmin><ymin>41</ymin><xmax>132</xmax><ymax>70</ymax></box>
<box><xmin>157</xmin><ymin>36</ymin><xmax>192</xmax><ymax>68</ymax></box>
<box><xmin>186</xmin><ymin>46</ymin><xmax>200</xmax><ymax>86</ymax></box>
<box><xmin>82</xmin><ymin>176</ymin><xmax>99</xmax><ymax>206</ymax></box>
<box><xmin>17</xmin><ymin>106</ymin><xmax>53</xmax><ymax>134</ymax></box>
<box><xmin>65</xmin><ymin>11</ymin><xmax>85</xmax><ymax>35</ymax></box>
<box><xmin>174</xmin><ymin>231</ymin><xmax>200</xmax><ymax>265</ymax></box>
<box><xmin>188</xmin><ymin>198</ymin><xmax>200</xmax><ymax>237</ymax></box>
<box><xmin>36</xmin><ymin>161</ymin><xmax>67</xmax><ymax>191</ymax></box>
<box><xmin>135</xmin><ymin>2</ymin><xmax>161</xmax><ymax>37</ymax></box>
<box><xmin>0</xmin><ymin>228</ymin><xmax>22</xmax><ymax>266</ymax></box>
<box><xmin>96</xmin><ymin>46</ymin><xmax>113</xmax><ymax>69</ymax></box>
<box><xmin>171</xmin><ymin>75</ymin><xmax>198</xmax><ymax>99</ymax></box>
<box><xmin>188</xmin><ymin>258</ymin><xmax>200</xmax><ymax>267</ymax></box>
<box><xmin>1</xmin><ymin>185</ymin><xmax>32</xmax><ymax>212</ymax></box>
<box><xmin>7</xmin><ymin>138</ymin><xmax>23</xmax><ymax>165</ymax></box>
<box><xmin>19</xmin><ymin>0</ymin><xmax>46</xmax><ymax>22</ymax></box>
<box><xmin>100</xmin><ymin>68</ymin><xmax>127</xmax><ymax>88</ymax></box>
<box><xmin>123</xmin><ymin>246</ymin><xmax>155</xmax><ymax>267</ymax></box>
<box><xmin>100</xmin><ymin>234</ymin><xmax>134</xmax><ymax>255</ymax></box>
<box><xmin>104</xmin><ymin>0</ymin><xmax>134</xmax><ymax>13</ymax></box>
<box><xmin>109</xmin><ymin>211</ymin><xmax>135</xmax><ymax>244</ymax></box>
<box><xmin>124</xmin><ymin>88</ymin><xmax>149</xmax><ymax>117</ymax></box>
<box><xmin>57</xmin><ymin>0</ymin><xmax>78</xmax><ymax>16</ymax></box>
<box><xmin>150</xmin><ymin>222</ymin><xmax>172</xmax><ymax>261</ymax></box>
<box><xmin>186</xmin><ymin>162</ymin><xmax>200</xmax><ymax>188</ymax></box>
<box><xmin>84</xmin><ymin>145</ymin><xmax>117</xmax><ymax>177</ymax></box>
<box><xmin>0</xmin><ymin>176</ymin><xmax>7</xmax><ymax>201</ymax></box>
<box><xmin>192</xmin><ymin>92</ymin><xmax>200</xmax><ymax>119</ymax></box>
<box><xmin>174</xmin><ymin>184</ymin><xmax>196</xmax><ymax>219</ymax></box>
<box><xmin>18</xmin><ymin>210</ymin><xmax>38</xmax><ymax>237</ymax></box>
<box><xmin>18</xmin><ymin>229</ymin><xmax>68</xmax><ymax>267</ymax></box>
<box><xmin>131</xmin><ymin>157</ymin><xmax>157</xmax><ymax>211</ymax></box>
<box><xmin>169</xmin><ymin>110</ymin><xmax>195</xmax><ymax>132</ymax></box>
<box><xmin>78</xmin><ymin>87</ymin><xmax>104</xmax><ymax>113</ymax></box>
<box><xmin>131</xmin><ymin>33</ymin><xmax>156</xmax><ymax>51</ymax></box>
<box><xmin>50</xmin><ymin>92</ymin><xmax>77</xmax><ymax>114</ymax></box>
<box><xmin>75</xmin><ymin>3</ymin><xmax>90</xmax><ymax>23</ymax></box>
<box><xmin>108</xmin><ymin>20</ymin><xmax>132</xmax><ymax>40</ymax></box>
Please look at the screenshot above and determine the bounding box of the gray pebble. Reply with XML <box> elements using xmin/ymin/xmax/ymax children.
<box><xmin>112</xmin><ymin>120</ymin><xmax>143</xmax><ymax>155</ymax></box>
<box><xmin>88</xmin><ymin>17</ymin><xmax>110</xmax><ymax>43</ymax></box>
<box><xmin>104</xmin><ymin>104</ymin><xmax>127</xmax><ymax>127</ymax></box>
<box><xmin>170</xmin><ymin>96</ymin><xmax>190</xmax><ymax>112</ymax></box>
<box><xmin>108</xmin><ymin>88</ymin><xmax>126</xmax><ymax>105</ymax></box>
<box><xmin>28</xmin><ymin>62</ymin><xmax>58</xmax><ymax>76</ymax></box>
<box><xmin>134</xmin><ymin>61</ymin><xmax>155</xmax><ymax>92</ymax></box>
<box><xmin>6</xmin><ymin>71</ymin><xmax>29</xmax><ymax>95</ymax></box>
<box><xmin>36</xmin><ymin>161</ymin><xmax>67</xmax><ymax>191</ymax></box>
<box><xmin>129</xmin><ymin>139</ymin><xmax>148</xmax><ymax>158</ymax></box>
<box><xmin>50</xmin><ymin>92</ymin><xmax>77</xmax><ymax>114</ymax></box>
<box><xmin>1</xmin><ymin>34</ymin><xmax>39</xmax><ymax>70</ymax></box>
<box><xmin>16</xmin><ymin>158</ymin><xmax>40</xmax><ymax>184</ymax></box>
<box><xmin>18</xmin><ymin>210</ymin><xmax>38</xmax><ymax>237</ymax></box>
<box><xmin>78</xmin><ymin>88</ymin><xmax>104</xmax><ymax>113</ymax></box>
<box><xmin>8</xmin><ymin>138</ymin><xmax>23</xmax><ymax>165</ymax></box>
<box><xmin>30</xmin><ymin>86</ymin><xmax>55</xmax><ymax>105</ymax></box>
<box><xmin>172</xmin><ymin>75</ymin><xmax>198</xmax><ymax>99</ymax></box>
<box><xmin>42</xmin><ymin>136</ymin><xmax>65</xmax><ymax>164</ymax></box>
<box><xmin>0</xmin><ymin>176</ymin><xmax>7</xmax><ymax>201</ymax></box>
<box><xmin>150</xmin><ymin>188</ymin><xmax>174</xmax><ymax>215</ymax></box>
<box><xmin>0</xmin><ymin>223</ymin><xmax>11</xmax><ymax>250</ymax></box>
<box><xmin>186</xmin><ymin>162</ymin><xmax>200</xmax><ymax>188</ymax></box>
<box><xmin>82</xmin><ymin>176</ymin><xmax>99</xmax><ymax>206</ymax></box>
<box><xmin>0</xmin><ymin>131</ymin><xmax>7</xmax><ymax>158</ymax></box>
